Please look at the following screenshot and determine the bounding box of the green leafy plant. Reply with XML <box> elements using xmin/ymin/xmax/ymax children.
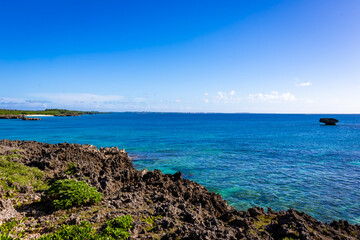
<box><xmin>102</xmin><ymin>215</ymin><xmax>133</xmax><ymax>239</ymax></box>
<box><xmin>142</xmin><ymin>216</ymin><xmax>155</xmax><ymax>231</ymax></box>
<box><xmin>44</xmin><ymin>179</ymin><xmax>102</xmax><ymax>210</ymax></box>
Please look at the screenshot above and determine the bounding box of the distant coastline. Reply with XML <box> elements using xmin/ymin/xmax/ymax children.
<box><xmin>0</xmin><ymin>109</ymin><xmax>104</xmax><ymax>120</ymax></box>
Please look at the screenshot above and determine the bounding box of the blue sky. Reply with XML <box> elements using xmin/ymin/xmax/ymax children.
<box><xmin>0</xmin><ymin>0</ymin><xmax>359</xmax><ymax>113</ymax></box>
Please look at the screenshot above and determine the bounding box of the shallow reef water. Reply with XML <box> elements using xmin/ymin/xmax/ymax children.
<box><xmin>1</xmin><ymin>113</ymin><xmax>359</xmax><ymax>224</ymax></box>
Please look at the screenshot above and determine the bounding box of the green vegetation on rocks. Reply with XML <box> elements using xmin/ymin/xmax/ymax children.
<box><xmin>0</xmin><ymin>234</ymin><xmax>17</xmax><ymax>240</ymax></box>
<box><xmin>44</xmin><ymin>179</ymin><xmax>102</xmax><ymax>210</ymax></box>
<box><xmin>102</xmin><ymin>215</ymin><xmax>133</xmax><ymax>239</ymax></box>
<box><xmin>0</xmin><ymin>155</ymin><xmax>46</xmax><ymax>192</ymax></box>
<box><xmin>38</xmin><ymin>216</ymin><xmax>133</xmax><ymax>240</ymax></box>
<box><xmin>64</xmin><ymin>162</ymin><xmax>77</xmax><ymax>176</ymax></box>
<box><xmin>0</xmin><ymin>219</ymin><xmax>18</xmax><ymax>235</ymax></box>
<box><xmin>38</xmin><ymin>221</ymin><xmax>96</xmax><ymax>240</ymax></box>
<box><xmin>0</xmin><ymin>219</ymin><xmax>20</xmax><ymax>240</ymax></box>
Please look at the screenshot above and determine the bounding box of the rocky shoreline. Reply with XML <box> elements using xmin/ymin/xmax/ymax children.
<box><xmin>0</xmin><ymin>115</ymin><xmax>41</xmax><ymax>120</ymax></box>
<box><xmin>0</xmin><ymin>139</ymin><xmax>359</xmax><ymax>239</ymax></box>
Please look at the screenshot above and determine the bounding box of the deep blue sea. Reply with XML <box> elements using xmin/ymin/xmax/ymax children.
<box><xmin>1</xmin><ymin>113</ymin><xmax>359</xmax><ymax>224</ymax></box>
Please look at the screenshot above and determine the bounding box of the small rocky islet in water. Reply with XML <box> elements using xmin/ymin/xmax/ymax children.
<box><xmin>0</xmin><ymin>139</ymin><xmax>359</xmax><ymax>239</ymax></box>
<box><xmin>319</xmin><ymin>118</ymin><xmax>339</xmax><ymax>125</ymax></box>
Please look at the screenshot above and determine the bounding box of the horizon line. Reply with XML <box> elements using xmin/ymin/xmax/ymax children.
<box><xmin>2</xmin><ymin>108</ymin><xmax>360</xmax><ymax>115</ymax></box>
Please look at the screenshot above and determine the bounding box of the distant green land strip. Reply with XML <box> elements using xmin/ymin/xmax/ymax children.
<box><xmin>0</xmin><ymin>109</ymin><xmax>101</xmax><ymax>116</ymax></box>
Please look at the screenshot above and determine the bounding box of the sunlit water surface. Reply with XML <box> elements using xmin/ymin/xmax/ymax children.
<box><xmin>1</xmin><ymin>113</ymin><xmax>359</xmax><ymax>224</ymax></box>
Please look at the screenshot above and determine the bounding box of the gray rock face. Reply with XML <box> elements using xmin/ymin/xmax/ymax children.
<box><xmin>319</xmin><ymin>118</ymin><xmax>339</xmax><ymax>125</ymax></box>
<box><xmin>0</xmin><ymin>199</ymin><xmax>19</xmax><ymax>224</ymax></box>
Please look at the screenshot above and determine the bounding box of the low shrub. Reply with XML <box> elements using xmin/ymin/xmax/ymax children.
<box><xmin>102</xmin><ymin>215</ymin><xmax>133</xmax><ymax>239</ymax></box>
<box><xmin>0</xmin><ymin>155</ymin><xmax>46</xmax><ymax>192</ymax></box>
<box><xmin>44</xmin><ymin>179</ymin><xmax>102</xmax><ymax>210</ymax></box>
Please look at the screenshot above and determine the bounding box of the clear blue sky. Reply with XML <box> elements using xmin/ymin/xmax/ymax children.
<box><xmin>1</xmin><ymin>0</ymin><xmax>359</xmax><ymax>113</ymax></box>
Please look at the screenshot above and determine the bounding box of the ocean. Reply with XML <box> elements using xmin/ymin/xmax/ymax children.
<box><xmin>1</xmin><ymin>113</ymin><xmax>359</xmax><ymax>224</ymax></box>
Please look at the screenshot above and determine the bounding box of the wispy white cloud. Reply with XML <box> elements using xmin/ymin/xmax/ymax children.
<box><xmin>0</xmin><ymin>97</ymin><xmax>26</xmax><ymax>105</ymax></box>
<box><xmin>0</xmin><ymin>93</ymin><xmax>128</xmax><ymax>110</ymax></box>
<box><xmin>248</xmin><ymin>91</ymin><xmax>297</xmax><ymax>102</ymax></box>
<box><xmin>216</xmin><ymin>91</ymin><xmax>228</xmax><ymax>100</ymax></box>
<box><xmin>29</xmin><ymin>93</ymin><xmax>126</xmax><ymax>110</ymax></box>
<box><xmin>35</xmin><ymin>93</ymin><xmax>124</xmax><ymax>103</ymax></box>
<box><xmin>0</xmin><ymin>97</ymin><xmax>49</xmax><ymax>109</ymax></box>
<box><xmin>296</xmin><ymin>82</ymin><xmax>312</xmax><ymax>87</ymax></box>
<box><xmin>210</xmin><ymin>90</ymin><xmax>241</xmax><ymax>103</ymax></box>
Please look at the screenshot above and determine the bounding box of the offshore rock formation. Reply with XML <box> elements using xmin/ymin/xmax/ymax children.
<box><xmin>21</xmin><ymin>117</ymin><xmax>41</xmax><ymax>121</ymax></box>
<box><xmin>0</xmin><ymin>139</ymin><xmax>359</xmax><ymax>239</ymax></box>
<box><xmin>319</xmin><ymin>118</ymin><xmax>339</xmax><ymax>125</ymax></box>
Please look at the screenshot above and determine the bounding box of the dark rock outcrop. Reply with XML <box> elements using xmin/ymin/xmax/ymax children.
<box><xmin>0</xmin><ymin>139</ymin><xmax>359</xmax><ymax>239</ymax></box>
<box><xmin>320</xmin><ymin>118</ymin><xmax>339</xmax><ymax>125</ymax></box>
<box><xmin>0</xmin><ymin>115</ymin><xmax>41</xmax><ymax>120</ymax></box>
<box><xmin>21</xmin><ymin>117</ymin><xmax>41</xmax><ymax>121</ymax></box>
<box><xmin>0</xmin><ymin>115</ymin><xmax>23</xmax><ymax>119</ymax></box>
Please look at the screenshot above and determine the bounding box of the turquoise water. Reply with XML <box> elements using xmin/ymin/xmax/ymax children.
<box><xmin>1</xmin><ymin>113</ymin><xmax>359</xmax><ymax>224</ymax></box>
